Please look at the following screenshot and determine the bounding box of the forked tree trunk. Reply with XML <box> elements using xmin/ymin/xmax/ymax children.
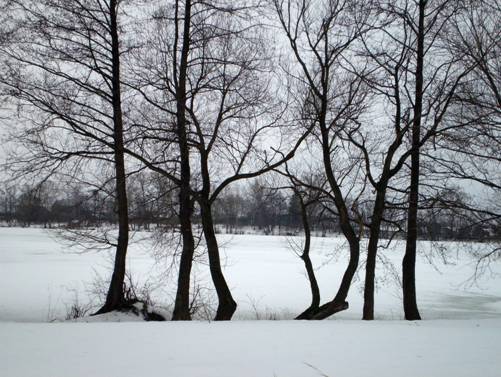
<box><xmin>306</xmin><ymin>119</ymin><xmax>360</xmax><ymax>320</ymax></box>
<box><xmin>310</xmin><ymin>237</ymin><xmax>358</xmax><ymax>320</ymax></box>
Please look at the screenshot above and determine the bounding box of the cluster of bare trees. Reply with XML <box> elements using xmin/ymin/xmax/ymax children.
<box><xmin>2</xmin><ymin>177</ymin><xmax>491</xmax><ymax>239</ymax></box>
<box><xmin>0</xmin><ymin>0</ymin><xmax>499</xmax><ymax>321</ymax></box>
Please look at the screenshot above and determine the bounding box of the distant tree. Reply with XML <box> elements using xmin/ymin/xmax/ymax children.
<box><xmin>247</xmin><ymin>180</ymin><xmax>288</xmax><ymax>234</ymax></box>
<box><xmin>0</xmin><ymin>184</ymin><xmax>17</xmax><ymax>224</ymax></box>
<box><xmin>16</xmin><ymin>185</ymin><xmax>50</xmax><ymax>226</ymax></box>
<box><xmin>213</xmin><ymin>189</ymin><xmax>245</xmax><ymax>232</ymax></box>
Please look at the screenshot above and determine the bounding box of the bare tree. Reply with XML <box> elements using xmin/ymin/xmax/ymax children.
<box><xmin>351</xmin><ymin>0</ymin><xmax>476</xmax><ymax>320</ymax></box>
<box><xmin>187</xmin><ymin>3</ymin><xmax>313</xmax><ymax>320</ymax></box>
<box><xmin>425</xmin><ymin>0</ymin><xmax>501</xmax><ymax>279</ymax></box>
<box><xmin>127</xmin><ymin>0</ymin><xmax>313</xmax><ymax>320</ymax></box>
<box><xmin>271</xmin><ymin>0</ymin><xmax>375</xmax><ymax>319</ymax></box>
<box><xmin>170</xmin><ymin>0</ymin><xmax>197</xmax><ymax>321</ymax></box>
<box><xmin>0</xmin><ymin>0</ymin><xmax>133</xmax><ymax>314</ymax></box>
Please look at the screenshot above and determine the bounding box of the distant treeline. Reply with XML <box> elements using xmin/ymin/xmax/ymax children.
<box><xmin>1</xmin><ymin>176</ymin><xmax>498</xmax><ymax>242</ymax></box>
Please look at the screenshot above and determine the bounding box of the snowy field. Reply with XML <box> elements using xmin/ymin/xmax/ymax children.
<box><xmin>1</xmin><ymin>227</ymin><xmax>501</xmax><ymax>376</ymax></box>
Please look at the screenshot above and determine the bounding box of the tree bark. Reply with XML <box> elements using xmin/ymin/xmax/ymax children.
<box><xmin>172</xmin><ymin>0</ymin><xmax>196</xmax><ymax>321</ymax></box>
<box><xmin>362</xmin><ymin>190</ymin><xmax>386</xmax><ymax>320</ymax></box>
<box><xmin>295</xmin><ymin>196</ymin><xmax>320</xmax><ymax>319</ymax></box>
<box><xmin>307</xmin><ymin>119</ymin><xmax>359</xmax><ymax>320</ymax></box>
<box><xmin>299</xmin><ymin>103</ymin><xmax>360</xmax><ymax>320</ymax></box>
<box><xmin>199</xmin><ymin>198</ymin><xmax>237</xmax><ymax>320</ymax></box>
<box><xmin>402</xmin><ymin>0</ymin><xmax>425</xmax><ymax>321</ymax></box>
<box><xmin>310</xmin><ymin>237</ymin><xmax>357</xmax><ymax>320</ymax></box>
<box><xmin>95</xmin><ymin>0</ymin><xmax>129</xmax><ymax>315</ymax></box>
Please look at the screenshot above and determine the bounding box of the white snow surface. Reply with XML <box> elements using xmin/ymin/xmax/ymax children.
<box><xmin>1</xmin><ymin>319</ymin><xmax>500</xmax><ymax>377</ymax></box>
<box><xmin>1</xmin><ymin>227</ymin><xmax>501</xmax><ymax>376</ymax></box>
<box><xmin>1</xmin><ymin>227</ymin><xmax>500</xmax><ymax>321</ymax></box>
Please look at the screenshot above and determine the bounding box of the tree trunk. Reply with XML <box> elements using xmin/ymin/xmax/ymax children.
<box><xmin>172</xmin><ymin>0</ymin><xmax>196</xmax><ymax>321</ymax></box>
<box><xmin>306</xmin><ymin>118</ymin><xmax>360</xmax><ymax>320</ymax></box>
<box><xmin>296</xmin><ymin>112</ymin><xmax>360</xmax><ymax>320</ymax></box>
<box><xmin>362</xmin><ymin>189</ymin><xmax>386</xmax><ymax>320</ymax></box>
<box><xmin>200</xmin><ymin>199</ymin><xmax>237</xmax><ymax>320</ymax></box>
<box><xmin>402</xmin><ymin>0</ymin><xmax>425</xmax><ymax>321</ymax></box>
<box><xmin>296</xmin><ymin>197</ymin><xmax>320</xmax><ymax>319</ymax></box>
<box><xmin>95</xmin><ymin>0</ymin><xmax>129</xmax><ymax>315</ymax></box>
<box><xmin>310</xmin><ymin>237</ymin><xmax>358</xmax><ymax>320</ymax></box>
<box><xmin>172</xmin><ymin>190</ymin><xmax>195</xmax><ymax>320</ymax></box>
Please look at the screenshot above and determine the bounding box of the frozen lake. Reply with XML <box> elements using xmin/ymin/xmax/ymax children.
<box><xmin>1</xmin><ymin>227</ymin><xmax>500</xmax><ymax>322</ymax></box>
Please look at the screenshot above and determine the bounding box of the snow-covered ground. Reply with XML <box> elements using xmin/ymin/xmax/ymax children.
<box><xmin>1</xmin><ymin>227</ymin><xmax>500</xmax><ymax>376</ymax></box>
<box><xmin>2</xmin><ymin>319</ymin><xmax>500</xmax><ymax>377</ymax></box>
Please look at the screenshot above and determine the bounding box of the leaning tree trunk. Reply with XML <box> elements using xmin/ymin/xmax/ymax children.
<box><xmin>172</xmin><ymin>0</ymin><xmax>196</xmax><ymax>321</ymax></box>
<box><xmin>310</xmin><ymin>236</ymin><xmax>358</xmax><ymax>320</ymax></box>
<box><xmin>200</xmin><ymin>198</ymin><xmax>237</xmax><ymax>320</ymax></box>
<box><xmin>95</xmin><ymin>0</ymin><xmax>129</xmax><ymax>315</ymax></box>
<box><xmin>402</xmin><ymin>0</ymin><xmax>425</xmax><ymax>321</ymax></box>
<box><xmin>295</xmin><ymin>197</ymin><xmax>320</xmax><ymax>319</ymax></box>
